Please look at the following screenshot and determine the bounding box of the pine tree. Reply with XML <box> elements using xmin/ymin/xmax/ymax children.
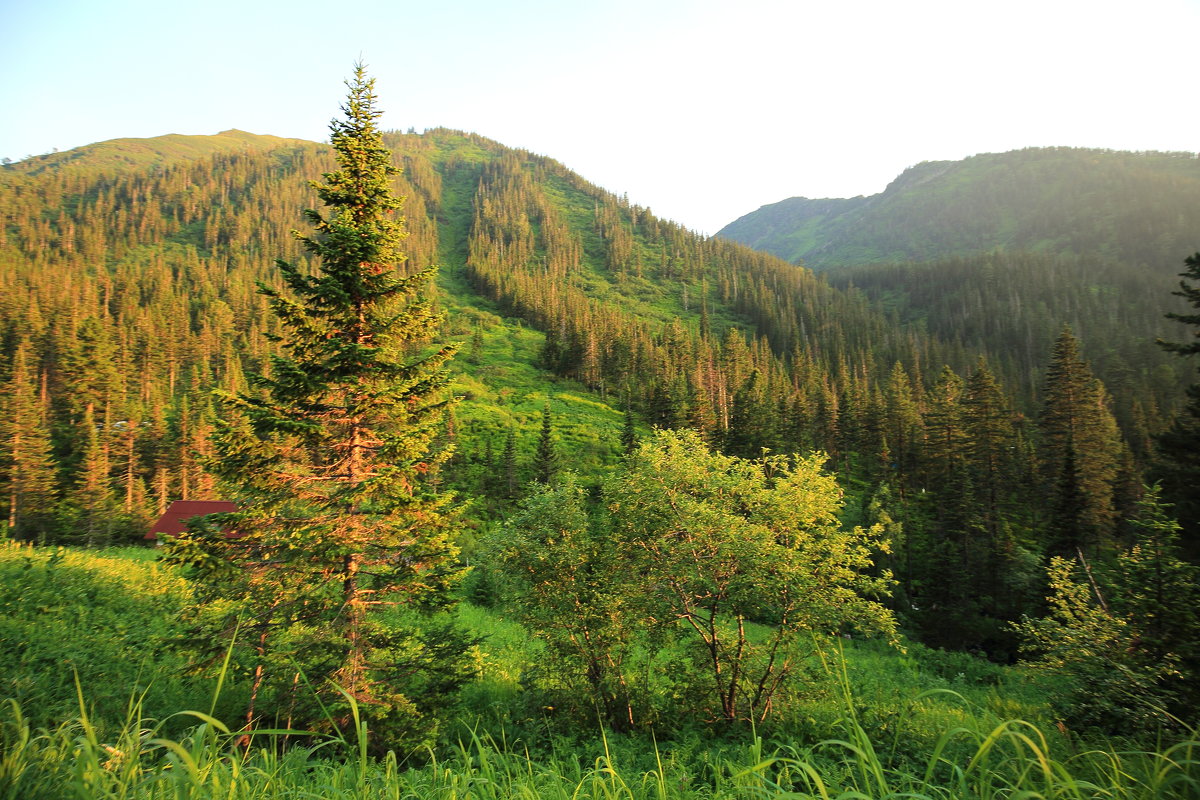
<box><xmin>620</xmin><ymin>405</ymin><xmax>638</xmax><ymax>457</ymax></box>
<box><xmin>2</xmin><ymin>342</ymin><xmax>59</xmax><ymax>542</ymax></box>
<box><xmin>882</xmin><ymin>361</ymin><xmax>923</xmax><ymax>492</ymax></box>
<box><xmin>962</xmin><ymin>359</ymin><xmax>1019</xmax><ymax>538</ymax></box>
<box><xmin>922</xmin><ymin>365</ymin><xmax>966</xmax><ymax>488</ymax></box>
<box><xmin>165</xmin><ymin>67</ymin><xmax>468</xmax><ymax>747</ymax></box>
<box><xmin>70</xmin><ymin>407</ymin><xmax>115</xmax><ymax>547</ymax></box>
<box><xmin>1039</xmin><ymin>328</ymin><xmax>1121</xmax><ymax>557</ymax></box>
<box><xmin>1154</xmin><ymin>253</ymin><xmax>1200</xmax><ymax>546</ymax></box>
<box><xmin>726</xmin><ymin>370</ymin><xmax>772</xmax><ymax>458</ymax></box>
<box><xmin>501</xmin><ymin>428</ymin><xmax>519</xmax><ymax>499</ymax></box>
<box><xmin>532</xmin><ymin>402</ymin><xmax>558</xmax><ymax>485</ymax></box>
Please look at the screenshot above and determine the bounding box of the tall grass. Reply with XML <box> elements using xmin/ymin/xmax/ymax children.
<box><xmin>3</xmin><ymin>684</ymin><xmax>1196</xmax><ymax>799</ymax></box>
<box><xmin>3</xmin><ymin>544</ymin><xmax>1197</xmax><ymax>798</ymax></box>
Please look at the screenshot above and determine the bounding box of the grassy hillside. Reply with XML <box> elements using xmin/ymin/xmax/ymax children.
<box><xmin>3</xmin><ymin>543</ymin><xmax>1197</xmax><ymax>799</ymax></box>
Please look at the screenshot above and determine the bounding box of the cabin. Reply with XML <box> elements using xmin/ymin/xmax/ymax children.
<box><xmin>146</xmin><ymin>500</ymin><xmax>237</xmax><ymax>543</ymax></box>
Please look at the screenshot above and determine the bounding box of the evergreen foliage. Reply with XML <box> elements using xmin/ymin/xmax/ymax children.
<box><xmin>1</xmin><ymin>342</ymin><xmax>58</xmax><ymax>541</ymax></box>
<box><xmin>1039</xmin><ymin>328</ymin><xmax>1121</xmax><ymax>557</ymax></box>
<box><xmin>163</xmin><ymin>67</ymin><xmax>468</xmax><ymax>747</ymax></box>
<box><xmin>532</xmin><ymin>402</ymin><xmax>558</xmax><ymax>485</ymax></box>
<box><xmin>1016</xmin><ymin>486</ymin><xmax>1200</xmax><ymax>732</ymax></box>
<box><xmin>1154</xmin><ymin>253</ymin><xmax>1200</xmax><ymax>544</ymax></box>
<box><xmin>0</xmin><ymin>84</ymin><xmax>1181</xmax><ymax>675</ymax></box>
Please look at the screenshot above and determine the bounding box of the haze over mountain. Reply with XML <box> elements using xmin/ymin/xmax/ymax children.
<box><xmin>717</xmin><ymin>147</ymin><xmax>1200</xmax><ymax>273</ymax></box>
<box><xmin>716</xmin><ymin>147</ymin><xmax>1198</xmax><ymax>433</ymax></box>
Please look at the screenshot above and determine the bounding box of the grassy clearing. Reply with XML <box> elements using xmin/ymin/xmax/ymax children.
<box><xmin>3</xmin><ymin>685</ymin><xmax>1196</xmax><ymax>799</ymax></box>
<box><xmin>0</xmin><ymin>542</ymin><xmax>235</xmax><ymax>737</ymax></box>
<box><xmin>3</xmin><ymin>544</ymin><xmax>1197</xmax><ymax>798</ymax></box>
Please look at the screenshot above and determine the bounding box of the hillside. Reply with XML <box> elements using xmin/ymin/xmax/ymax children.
<box><xmin>3</xmin><ymin>127</ymin><xmax>1196</xmax><ymax>665</ymax></box>
<box><xmin>6</xmin><ymin>129</ymin><xmax>314</xmax><ymax>176</ymax></box>
<box><xmin>717</xmin><ymin>147</ymin><xmax>1200</xmax><ymax>271</ymax></box>
<box><xmin>0</xmin><ymin>127</ymin><xmax>954</xmax><ymax>522</ymax></box>
<box><xmin>716</xmin><ymin>147</ymin><xmax>1198</xmax><ymax>434</ymax></box>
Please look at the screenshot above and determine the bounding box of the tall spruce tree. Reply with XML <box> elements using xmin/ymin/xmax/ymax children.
<box><xmin>1154</xmin><ymin>253</ymin><xmax>1200</xmax><ymax>546</ymax></box>
<box><xmin>532</xmin><ymin>401</ymin><xmax>558</xmax><ymax>485</ymax></box>
<box><xmin>962</xmin><ymin>358</ymin><xmax>1019</xmax><ymax>540</ymax></box>
<box><xmin>70</xmin><ymin>407</ymin><xmax>116</xmax><ymax>547</ymax></box>
<box><xmin>922</xmin><ymin>365</ymin><xmax>966</xmax><ymax>488</ymax></box>
<box><xmin>2</xmin><ymin>342</ymin><xmax>59</xmax><ymax>542</ymax></box>
<box><xmin>1039</xmin><ymin>328</ymin><xmax>1121</xmax><ymax>557</ymax></box>
<box><xmin>620</xmin><ymin>405</ymin><xmax>639</xmax><ymax>457</ymax></box>
<box><xmin>165</xmin><ymin>67</ymin><xmax>468</xmax><ymax>747</ymax></box>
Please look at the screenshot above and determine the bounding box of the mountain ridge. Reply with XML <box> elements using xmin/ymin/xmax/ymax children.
<box><xmin>718</xmin><ymin>146</ymin><xmax>1200</xmax><ymax>271</ymax></box>
<box><xmin>4</xmin><ymin>129</ymin><xmax>317</xmax><ymax>176</ymax></box>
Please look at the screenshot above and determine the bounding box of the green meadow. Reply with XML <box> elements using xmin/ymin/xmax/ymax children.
<box><xmin>3</xmin><ymin>542</ymin><xmax>1196</xmax><ymax>799</ymax></box>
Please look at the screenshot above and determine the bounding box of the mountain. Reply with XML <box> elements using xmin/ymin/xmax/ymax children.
<box><xmin>6</xmin><ymin>129</ymin><xmax>313</xmax><ymax>176</ymax></box>
<box><xmin>716</xmin><ymin>147</ymin><xmax>1199</xmax><ymax>436</ymax></box>
<box><xmin>0</xmin><ymin>128</ymin><xmax>965</xmax><ymax>524</ymax></box>
<box><xmin>718</xmin><ymin>147</ymin><xmax>1200</xmax><ymax>272</ymax></box>
<box><xmin>5</xmin><ymin>128</ymin><xmax>1195</xmax><ymax>656</ymax></box>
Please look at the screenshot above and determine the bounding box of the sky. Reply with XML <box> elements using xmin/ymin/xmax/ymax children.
<box><xmin>2</xmin><ymin>0</ymin><xmax>1198</xmax><ymax>234</ymax></box>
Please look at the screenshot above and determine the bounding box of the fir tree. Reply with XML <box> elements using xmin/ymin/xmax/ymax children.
<box><xmin>70</xmin><ymin>407</ymin><xmax>115</xmax><ymax>547</ymax></box>
<box><xmin>1039</xmin><ymin>328</ymin><xmax>1121</xmax><ymax>557</ymax></box>
<box><xmin>620</xmin><ymin>405</ymin><xmax>638</xmax><ymax>457</ymax></box>
<box><xmin>496</xmin><ymin>427</ymin><xmax>517</xmax><ymax>500</ymax></box>
<box><xmin>2</xmin><ymin>342</ymin><xmax>59</xmax><ymax>542</ymax></box>
<box><xmin>165</xmin><ymin>67</ymin><xmax>468</xmax><ymax>748</ymax></box>
<box><xmin>1154</xmin><ymin>253</ymin><xmax>1200</xmax><ymax>546</ymax></box>
<box><xmin>882</xmin><ymin>361</ymin><xmax>922</xmax><ymax>492</ymax></box>
<box><xmin>962</xmin><ymin>359</ymin><xmax>1019</xmax><ymax>539</ymax></box>
<box><xmin>922</xmin><ymin>365</ymin><xmax>966</xmax><ymax>488</ymax></box>
<box><xmin>533</xmin><ymin>402</ymin><xmax>558</xmax><ymax>485</ymax></box>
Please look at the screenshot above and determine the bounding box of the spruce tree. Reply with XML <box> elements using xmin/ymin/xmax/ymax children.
<box><xmin>165</xmin><ymin>67</ymin><xmax>467</xmax><ymax>747</ymax></box>
<box><xmin>962</xmin><ymin>358</ymin><xmax>1019</xmax><ymax>538</ymax></box>
<box><xmin>70</xmin><ymin>407</ymin><xmax>115</xmax><ymax>547</ymax></box>
<box><xmin>533</xmin><ymin>402</ymin><xmax>558</xmax><ymax>485</ymax></box>
<box><xmin>501</xmin><ymin>428</ymin><xmax>519</xmax><ymax>499</ymax></box>
<box><xmin>882</xmin><ymin>361</ymin><xmax>923</xmax><ymax>492</ymax></box>
<box><xmin>1039</xmin><ymin>328</ymin><xmax>1121</xmax><ymax>557</ymax></box>
<box><xmin>922</xmin><ymin>365</ymin><xmax>966</xmax><ymax>488</ymax></box>
<box><xmin>1154</xmin><ymin>253</ymin><xmax>1200</xmax><ymax>545</ymax></box>
<box><xmin>620</xmin><ymin>405</ymin><xmax>638</xmax><ymax>457</ymax></box>
<box><xmin>2</xmin><ymin>342</ymin><xmax>59</xmax><ymax>542</ymax></box>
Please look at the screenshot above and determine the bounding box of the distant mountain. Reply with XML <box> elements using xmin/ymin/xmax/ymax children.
<box><xmin>718</xmin><ymin>147</ymin><xmax>1200</xmax><ymax>272</ymax></box>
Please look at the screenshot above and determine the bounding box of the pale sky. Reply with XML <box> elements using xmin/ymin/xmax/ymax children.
<box><xmin>2</xmin><ymin>0</ymin><xmax>1197</xmax><ymax>233</ymax></box>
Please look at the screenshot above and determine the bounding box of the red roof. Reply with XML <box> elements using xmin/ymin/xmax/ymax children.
<box><xmin>147</xmin><ymin>500</ymin><xmax>238</xmax><ymax>540</ymax></box>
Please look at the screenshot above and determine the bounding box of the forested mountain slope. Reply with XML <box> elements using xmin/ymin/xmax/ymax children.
<box><xmin>0</xmin><ymin>128</ymin><xmax>965</xmax><ymax>530</ymax></box>
<box><xmin>718</xmin><ymin>147</ymin><xmax>1200</xmax><ymax>271</ymax></box>
<box><xmin>4</xmin><ymin>129</ymin><xmax>1189</xmax><ymax>658</ymax></box>
<box><xmin>717</xmin><ymin>147</ymin><xmax>1197</xmax><ymax>436</ymax></box>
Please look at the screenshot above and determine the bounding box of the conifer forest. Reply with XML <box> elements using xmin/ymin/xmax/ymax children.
<box><xmin>1</xmin><ymin>69</ymin><xmax>1199</xmax><ymax>798</ymax></box>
